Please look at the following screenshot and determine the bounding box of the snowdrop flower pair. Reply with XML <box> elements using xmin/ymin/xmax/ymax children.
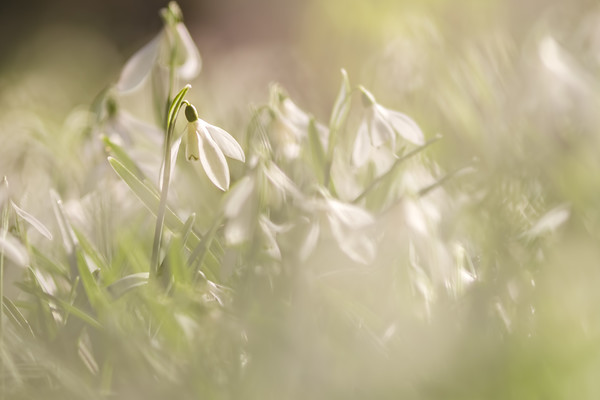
<box><xmin>116</xmin><ymin>2</ymin><xmax>201</xmax><ymax>92</ymax></box>
<box><xmin>352</xmin><ymin>87</ymin><xmax>425</xmax><ymax>168</ymax></box>
<box><xmin>183</xmin><ymin>104</ymin><xmax>245</xmax><ymax>191</ymax></box>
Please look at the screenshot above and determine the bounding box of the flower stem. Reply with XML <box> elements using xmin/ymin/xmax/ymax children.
<box><xmin>352</xmin><ymin>135</ymin><xmax>442</xmax><ymax>204</ymax></box>
<box><xmin>149</xmin><ymin>84</ymin><xmax>190</xmax><ymax>277</ymax></box>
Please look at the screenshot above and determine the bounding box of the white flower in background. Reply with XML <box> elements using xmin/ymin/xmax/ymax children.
<box><xmin>223</xmin><ymin>161</ymin><xmax>303</xmax><ymax>245</ymax></box>
<box><xmin>352</xmin><ymin>87</ymin><xmax>424</xmax><ymax>167</ymax></box>
<box><xmin>269</xmin><ymin>84</ymin><xmax>328</xmax><ymax>160</ymax></box>
<box><xmin>184</xmin><ymin>104</ymin><xmax>245</xmax><ymax>191</ymax></box>
<box><xmin>116</xmin><ymin>2</ymin><xmax>201</xmax><ymax>92</ymax></box>
<box><xmin>294</xmin><ymin>194</ymin><xmax>377</xmax><ymax>265</ymax></box>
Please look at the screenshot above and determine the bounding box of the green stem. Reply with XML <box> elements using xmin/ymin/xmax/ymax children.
<box><xmin>352</xmin><ymin>135</ymin><xmax>442</xmax><ymax>204</ymax></box>
<box><xmin>150</xmin><ymin>43</ymin><xmax>179</xmax><ymax>277</ymax></box>
<box><xmin>150</xmin><ymin>107</ymin><xmax>178</xmax><ymax>276</ymax></box>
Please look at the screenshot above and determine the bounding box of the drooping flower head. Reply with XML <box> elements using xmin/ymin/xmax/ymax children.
<box><xmin>184</xmin><ymin>104</ymin><xmax>245</xmax><ymax>191</ymax></box>
<box><xmin>116</xmin><ymin>2</ymin><xmax>201</xmax><ymax>93</ymax></box>
<box><xmin>352</xmin><ymin>87</ymin><xmax>425</xmax><ymax>167</ymax></box>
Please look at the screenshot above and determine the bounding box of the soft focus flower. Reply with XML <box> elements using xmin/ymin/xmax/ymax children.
<box><xmin>184</xmin><ymin>104</ymin><xmax>245</xmax><ymax>191</ymax></box>
<box><xmin>116</xmin><ymin>3</ymin><xmax>201</xmax><ymax>92</ymax></box>
<box><xmin>269</xmin><ymin>84</ymin><xmax>328</xmax><ymax>160</ymax></box>
<box><xmin>292</xmin><ymin>193</ymin><xmax>377</xmax><ymax>265</ymax></box>
<box><xmin>352</xmin><ymin>87</ymin><xmax>424</xmax><ymax>167</ymax></box>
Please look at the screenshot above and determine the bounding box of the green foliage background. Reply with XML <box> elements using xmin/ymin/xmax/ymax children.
<box><xmin>1</xmin><ymin>0</ymin><xmax>600</xmax><ymax>399</ymax></box>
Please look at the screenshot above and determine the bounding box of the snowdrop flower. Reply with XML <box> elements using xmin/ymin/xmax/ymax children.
<box><xmin>116</xmin><ymin>2</ymin><xmax>201</xmax><ymax>92</ymax></box>
<box><xmin>269</xmin><ymin>85</ymin><xmax>328</xmax><ymax>160</ymax></box>
<box><xmin>352</xmin><ymin>87</ymin><xmax>425</xmax><ymax>167</ymax></box>
<box><xmin>184</xmin><ymin>104</ymin><xmax>245</xmax><ymax>191</ymax></box>
<box><xmin>293</xmin><ymin>193</ymin><xmax>376</xmax><ymax>265</ymax></box>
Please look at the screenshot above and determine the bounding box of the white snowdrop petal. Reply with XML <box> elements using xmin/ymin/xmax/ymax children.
<box><xmin>526</xmin><ymin>204</ymin><xmax>570</xmax><ymax>238</ymax></box>
<box><xmin>224</xmin><ymin>204</ymin><xmax>253</xmax><ymax>245</ymax></box>
<box><xmin>258</xmin><ymin>216</ymin><xmax>282</xmax><ymax>260</ymax></box>
<box><xmin>263</xmin><ymin>163</ymin><xmax>304</xmax><ymax>201</ymax></box>
<box><xmin>384</xmin><ymin>108</ymin><xmax>425</xmax><ymax>146</ymax></box>
<box><xmin>116</xmin><ymin>33</ymin><xmax>162</xmax><ymax>92</ymax></box>
<box><xmin>174</xmin><ymin>23</ymin><xmax>202</xmax><ymax>79</ymax></box>
<box><xmin>327</xmin><ymin>214</ymin><xmax>376</xmax><ymax>265</ymax></box>
<box><xmin>352</xmin><ymin>119</ymin><xmax>371</xmax><ymax>167</ymax></box>
<box><xmin>205</xmin><ymin>124</ymin><xmax>245</xmax><ymax>162</ymax></box>
<box><xmin>198</xmin><ymin>127</ymin><xmax>230</xmax><ymax>191</ymax></box>
<box><xmin>224</xmin><ymin>175</ymin><xmax>255</xmax><ymax>217</ymax></box>
<box><xmin>327</xmin><ymin>198</ymin><xmax>374</xmax><ymax>228</ymax></box>
<box><xmin>371</xmin><ymin>106</ymin><xmax>395</xmax><ymax>147</ymax></box>
<box><xmin>297</xmin><ymin>219</ymin><xmax>320</xmax><ymax>262</ymax></box>
<box><xmin>281</xmin><ymin>98</ymin><xmax>310</xmax><ymax>128</ymax></box>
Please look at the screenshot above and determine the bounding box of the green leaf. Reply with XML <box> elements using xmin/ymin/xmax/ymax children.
<box><xmin>329</xmin><ymin>68</ymin><xmax>351</xmax><ymax>134</ymax></box>
<box><xmin>11</xmin><ymin>201</ymin><xmax>53</xmax><ymax>240</ymax></box>
<box><xmin>102</xmin><ymin>135</ymin><xmax>147</xmax><ymax>181</ymax></box>
<box><xmin>108</xmin><ymin>157</ymin><xmax>201</xmax><ymax>250</ymax></box>
<box><xmin>106</xmin><ymin>272</ymin><xmax>149</xmax><ymax>299</ymax></box>
<box><xmin>307</xmin><ymin>118</ymin><xmax>327</xmax><ymax>183</ymax></box>
<box><xmin>167</xmin><ymin>84</ymin><xmax>191</xmax><ymax>133</ymax></box>
<box><xmin>2</xmin><ymin>296</ymin><xmax>34</xmax><ymax>336</ymax></box>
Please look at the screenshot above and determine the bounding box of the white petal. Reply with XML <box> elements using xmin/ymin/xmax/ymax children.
<box><xmin>352</xmin><ymin>119</ymin><xmax>371</xmax><ymax>167</ymax></box>
<box><xmin>526</xmin><ymin>204</ymin><xmax>570</xmax><ymax>238</ymax></box>
<box><xmin>263</xmin><ymin>162</ymin><xmax>303</xmax><ymax>201</ymax></box>
<box><xmin>297</xmin><ymin>219</ymin><xmax>320</xmax><ymax>262</ymax></box>
<box><xmin>382</xmin><ymin>107</ymin><xmax>425</xmax><ymax>146</ymax></box>
<box><xmin>370</xmin><ymin>106</ymin><xmax>395</xmax><ymax>147</ymax></box>
<box><xmin>174</xmin><ymin>23</ymin><xmax>202</xmax><ymax>79</ymax></box>
<box><xmin>224</xmin><ymin>202</ymin><xmax>254</xmax><ymax>245</ymax></box>
<box><xmin>327</xmin><ymin>213</ymin><xmax>376</xmax><ymax>265</ymax></box>
<box><xmin>198</xmin><ymin>126</ymin><xmax>230</xmax><ymax>191</ymax></box>
<box><xmin>116</xmin><ymin>33</ymin><xmax>161</xmax><ymax>92</ymax></box>
<box><xmin>224</xmin><ymin>175</ymin><xmax>255</xmax><ymax>218</ymax></box>
<box><xmin>326</xmin><ymin>198</ymin><xmax>374</xmax><ymax>229</ymax></box>
<box><xmin>204</xmin><ymin>123</ymin><xmax>245</xmax><ymax>162</ymax></box>
<box><xmin>281</xmin><ymin>98</ymin><xmax>310</xmax><ymax>129</ymax></box>
<box><xmin>258</xmin><ymin>216</ymin><xmax>282</xmax><ymax>260</ymax></box>
<box><xmin>185</xmin><ymin>124</ymin><xmax>200</xmax><ymax>161</ymax></box>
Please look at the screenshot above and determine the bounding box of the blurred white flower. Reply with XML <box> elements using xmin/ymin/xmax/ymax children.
<box><xmin>352</xmin><ymin>87</ymin><xmax>424</xmax><ymax>167</ymax></box>
<box><xmin>296</xmin><ymin>194</ymin><xmax>377</xmax><ymax>265</ymax></box>
<box><xmin>269</xmin><ymin>85</ymin><xmax>328</xmax><ymax>160</ymax></box>
<box><xmin>223</xmin><ymin>161</ymin><xmax>302</xmax><ymax>245</ymax></box>
<box><xmin>184</xmin><ymin>105</ymin><xmax>245</xmax><ymax>191</ymax></box>
<box><xmin>116</xmin><ymin>4</ymin><xmax>201</xmax><ymax>92</ymax></box>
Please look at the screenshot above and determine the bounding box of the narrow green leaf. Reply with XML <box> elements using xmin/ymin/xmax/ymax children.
<box><xmin>167</xmin><ymin>84</ymin><xmax>191</xmax><ymax>133</ymax></box>
<box><xmin>329</xmin><ymin>68</ymin><xmax>351</xmax><ymax>134</ymax></box>
<box><xmin>102</xmin><ymin>135</ymin><xmax>147</xmax><ymax>181</ymax></box>
<box><xmin>307</xmin><ymin>118</ymin><xmax>327</xmax><ymax>182</ymax></box>
<box><xmin>106</xmin><ymin>272</ymin><xmax>149</xmax><ymax>299</ymax></box>
<box><xmin>2</xmin><ymin>296</ymin><xmax>34</xmax><ymax>336</ymax></box>
<box><xmin>75</xmin><ymin>250</ymin><xmax>106</xmax><ymax>310</ymax></box>
<box><xmin>10</xmin><ymin>201</ymin><xmax>53</xmax><ymax>240</ymax></box>
<box><xmin>108</xmin><ymin>157</ymin><xmax>201</xmax><ymax>250</ymax></box>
